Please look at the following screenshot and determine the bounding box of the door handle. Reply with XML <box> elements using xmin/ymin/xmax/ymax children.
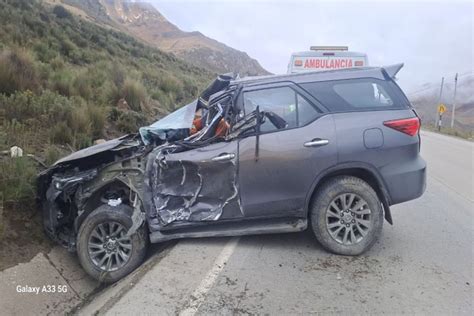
<box><xmin>304</xmin><ymin>139</ymin><xmax>329</xmax><ymax>147</ymax></box>
<box><xmin>211</xmin><ymin>153</ymin><xmax>235</xmax><ymax>162</ymax></box>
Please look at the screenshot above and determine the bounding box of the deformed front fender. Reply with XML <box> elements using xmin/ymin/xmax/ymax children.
<box><xmin>74</xmin><ymin>160</ymin><xmax>147</xmax><ymax>235</ymax></box>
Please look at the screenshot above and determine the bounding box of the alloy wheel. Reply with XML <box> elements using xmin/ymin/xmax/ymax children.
<box><xmin>325</xmin><ymin>193</ymin><xmax>372</xmax><ymax>245</ymax></box>
<box><xmin>87</xmin><ymin>221</ymin><xmax>132</xmax><ymax>271</ymax></box>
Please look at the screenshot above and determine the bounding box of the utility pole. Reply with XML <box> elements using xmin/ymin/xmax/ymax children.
<box><xmin>450</xmin><ymin>73</ymin><xmax>458</xmax><ymax>128</ymax></box>
<box><xmin>436</xmin><ymin>77</ymin><xmax>444</xmax><ymax>129</ymax></box>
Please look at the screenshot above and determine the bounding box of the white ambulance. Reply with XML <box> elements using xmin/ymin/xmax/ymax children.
<box><xmin>287</xmin><ymin>46</ymin><xmax>368</xmax><ymax>74</ymax></box>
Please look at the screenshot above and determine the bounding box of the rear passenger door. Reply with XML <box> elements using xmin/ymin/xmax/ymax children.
<box><xmin>237</xmin><ymin>83</ymin><xmax>337</xmax><ymax>219</ymax></box>
<box><xmin>300</xmin><ymin>78</ymin><xmax>418</xmax><ymax>197</ymax></box>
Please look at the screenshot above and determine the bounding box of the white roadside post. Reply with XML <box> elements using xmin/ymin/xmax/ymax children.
<box><xmin>437</xmin><ymin>104</ymin><xmax>446</xmax><ymax>132</ymax></box>
<box><xmin>450</xmin><ymin>73</ymin><xmax>458</xmax><ymax>129</ymax></box>
<box><xmin>436</xmin><ymin>77</ymin><xmax>444</xmax><ymax>128</ymax></box>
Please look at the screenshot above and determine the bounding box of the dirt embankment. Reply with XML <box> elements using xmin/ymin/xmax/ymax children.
<box><xmin>0</xmin><ymin>200</ymin><xmax>52</xmax><ymax>271</ymax></box>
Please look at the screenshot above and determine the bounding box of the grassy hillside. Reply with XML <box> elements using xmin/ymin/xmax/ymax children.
<box><xmin>0</xmin><ymin>0</ymin><xmax>214</xmax><ymax>209</ymax></box>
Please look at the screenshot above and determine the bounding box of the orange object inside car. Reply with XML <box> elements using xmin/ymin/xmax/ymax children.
<box><xmin>190</xmin><ymin>110</ymin><xmax>229</xmax><ymax>137</ymax></box>
<box><xmin>190</xmin><ymin>117</ymin><xmax>203</xmax><ymax>135</ymax></box>
<box><xmin>215</xmin><ymin>118</ymin><xmax>230</xmax><ymax>137</ymax></box>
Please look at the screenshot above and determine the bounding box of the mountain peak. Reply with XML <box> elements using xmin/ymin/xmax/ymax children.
<box><xmin>62</xmin><ymin>0</ymin><xmax>269</xmax><ymax>75</ymax></box>
<box><xmin>103</xmin><ymin>0</ymin><xmax>167</xmax><ymax>24</ymax></box>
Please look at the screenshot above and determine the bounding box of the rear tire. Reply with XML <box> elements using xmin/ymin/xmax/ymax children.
<box><xmin>310</xmin><ymin>176</ymin><xmax>383</xmax><ymax>255</ymax></box>
<box><xmin>77</xmin><ymin>204</ymin><xmax>148</xmax><ymax>283</ymax></box>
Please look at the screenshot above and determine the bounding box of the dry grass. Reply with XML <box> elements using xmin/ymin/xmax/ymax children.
<box><xmin>422</xmin><ymin>124</ymin><xmax>473</xmax><ymax>141</ymax></box>
<box><xmin>121</xmin><ymin>79</ymin><xmax>147</xmax><ymax>112</ymax></box>
<box><xmin>0</xmin><ymin>49</ymin><xmax>39</xmax><ymax>95</ymax></box>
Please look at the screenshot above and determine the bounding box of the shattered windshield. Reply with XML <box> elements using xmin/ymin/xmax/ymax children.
<box><xmin>139</xmin><ymin>100</ymin><xmax>197</xmax><ymax>144</ymax></box>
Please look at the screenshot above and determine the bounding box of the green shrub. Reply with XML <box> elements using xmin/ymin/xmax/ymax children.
<box><xmin>68</xmin><ymin>49</ymin><xmax>85</xmax><ymax>65</ymax></box>
<box><xmin>53</xmin><ymin>5</ymin><xmax>71</xmax><ymax>19</ymax></box>
<box><xmin>1</xmin><ymin>90</ymin><xmax>37</xmax><ymax>122</ymax></box>
<box><xmin>0</xmin><ymin>157</ymin><xmax>37</xmax><ymax>203</ymax></box>
<box><xmin>68</xmin><ymin>106</ymin><xmax>90</xmax><ymax>135</ymax></box>
<box><xmin>116</xmin><ymin>110</ymin><xmax>147</xmax><ymax>133</ymax></box>
<box><xmin>109</xmin><ymin>107</ymin><xmax>121</xmax><ymax>122</ymax></box>
<box><xmin>9</xmin><ymin>0</ymin><xmax>33</xmax><ymax>11</ymax></box>
<box><xmin>86</xmin><ymin>65</ymin><xmax>108</xmax><ymax>87</ymax></box>
<box><xmin>33</xmin><ymin>42</ymin><xmax>56</xmax><ymax>63</ymax></box>
<box><xmin>103</xmin><ymin>81</ymin><xmax>121</xmax><ymax>106</ymax></box>
<box><xmin>49</xmin><ymin>122</ymin><xmax>73</xmax><ymax>145</ymax></box>
<box><xmin>0</xmin><ymin>89</ymin><xmax>80</xmax><ymax>124</ymax></box>
<box><xmin>44</xmin><ymin>145</ymin><xmax>61</xmax><ymax>166</ymax></box>
<box><xmin>0</xmin><ymin>119</ymin><xmax>31</xmax><ymax>151</ymax></box>
<box><xmin>1</xmin><ymin>90</ymin><xmax>107</xmax><ymax>149</ymax></box>
<box><xmin>50</xmin><ymin>70</ymin><xmax>72</xmax><ymax>96</ymax></box>
<box><xmin>121</xmin><ymin>79</ymin><xmax>147</xmax><ymax>111</ymax></box>
<box><xmin>183</xmin><ymin>78</ymin><xmax>198</xmax><ymax>97</ymax></box>
<box><xmin>0</xmin><ymin>49</ymin><xmax>39</xmax><ymax>95</ymax></box>
<box><xmin>110</xmin><ymin>66</ymin><xmax>125</xmax><ymax>88</ymax></box>
<box><xmin>60</xmin><ymin>38</ymin><xmax>77</xmax><ymax>57</ymax></box>
<box><xmin>50</xmin><ymin>56</ymin><xmax>65</xmax><ymax>70</ymax></box>
<box><xmin>151</xmin><ymin>89</ymin><xmax>174</xmax><ymax>111</ymax></box>
<box><xmin>87</xmin><ymin>105</ymin><xmax>107</xmax><ymax>139</ymax></box>
<box><xmin>74</xmin><ymin>133</ymin><xmax>92</xmax><ymax>149</ymax></box>
<box><xmin>72</xmin><ymin>72</ymin><xmax>92</xmax><ymax>99</ymax></box>
<box><xmin>159</xmin><ymin>75</ymin><xmax>182</xmax><ymax>94</ymax></box>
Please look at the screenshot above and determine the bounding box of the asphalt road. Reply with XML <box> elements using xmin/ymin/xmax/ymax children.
<box><xmin>85</xmin><ymin>130</ymin><xmax>473</xmax><ymax>315</ymax></box>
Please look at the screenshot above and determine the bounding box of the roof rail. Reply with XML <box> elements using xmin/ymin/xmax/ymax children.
<box><xmin>383</xmin><ymin>63</ymin><xmax>404</xmax><ymax>78</ymax></box>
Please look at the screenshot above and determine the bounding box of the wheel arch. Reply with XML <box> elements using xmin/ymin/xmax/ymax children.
<box><xmin>305</xmin><ymin>162</ymin><xmax>393</xmax><ymax>224</ymax></box>
<box><xmin>75</xmin><ymin>179</ymin><xmax>138</xmax><ymax>232</ymax></box>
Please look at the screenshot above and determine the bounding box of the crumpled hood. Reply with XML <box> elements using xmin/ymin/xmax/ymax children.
<box><xmin>53</xmin><ymin>136</ymin><xmax>128</xmax><ymax>166</ymax></box>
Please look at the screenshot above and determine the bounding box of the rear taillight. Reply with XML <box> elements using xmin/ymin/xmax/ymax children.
<box><xmin>383</xmin><ymin>117</ymin><xmax>420</xmax><ymax>136</ymax></box>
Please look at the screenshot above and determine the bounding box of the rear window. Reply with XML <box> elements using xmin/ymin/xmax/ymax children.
<box><xmin>300</xmin><ymin>78</ymin><xmax>408</xmax><ymax>112</ymax></box>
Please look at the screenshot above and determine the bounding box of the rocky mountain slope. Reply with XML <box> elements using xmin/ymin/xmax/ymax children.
<box><xmin>60</xmin><ymin>0</ymin><xmax>270</xmax><ymax>76</ymax></box>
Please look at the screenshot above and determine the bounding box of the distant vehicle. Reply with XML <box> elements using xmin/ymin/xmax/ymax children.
<box><xmin>38</xmin><ymin>64</ymin><xmax>426</xmax><ymax>283</ymax></box>
<box><xmin>288</xmin><ymin>46</ymin><xmax>369</xmax><ymax>74</ymax></box>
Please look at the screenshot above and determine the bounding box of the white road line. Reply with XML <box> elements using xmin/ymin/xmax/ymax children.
<box><xmin>179</xmin><ymin>237</ymin><xmax>240</xmax><ymax>316</ymax></box>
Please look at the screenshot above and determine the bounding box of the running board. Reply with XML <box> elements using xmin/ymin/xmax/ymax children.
<box><xmin>149</xmin><ymin>218</ymin><xmax>307</xmax><ymax>243</ymax></box>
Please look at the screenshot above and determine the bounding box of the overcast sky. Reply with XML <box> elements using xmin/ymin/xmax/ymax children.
<box><xmin>149</xmin><ymin>0</ymin><xmax>473</xmax><ymax>94</ymax></box>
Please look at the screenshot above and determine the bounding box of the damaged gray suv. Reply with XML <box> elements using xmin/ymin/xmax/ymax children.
<box><xmin>38</xmin><ymin>64</ymin><xmax>426</xmax><ymax>282</ymax></box>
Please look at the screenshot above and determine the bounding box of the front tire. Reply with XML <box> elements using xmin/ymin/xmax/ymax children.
<box><xmin>310</xmin><ymin>176</ymin><xmax>383</xmax><ymax>255</ymax></box>
<box><xmin>77</xmin><ymin>204</ymin><xmax>148</xmax><ymax>283</ymax></box>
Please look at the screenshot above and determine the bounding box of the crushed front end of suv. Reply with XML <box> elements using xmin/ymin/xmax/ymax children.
<box><xmin>38</xmin><ymin>65</ymin><xmax>426</xmax><ymax>282</ymax></box>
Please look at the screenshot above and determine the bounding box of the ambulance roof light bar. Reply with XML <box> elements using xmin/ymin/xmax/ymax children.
<box><xmin>310</xmin><ymin>46</ymin><xmax>349</xmax><ymax>51</ymax></box>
